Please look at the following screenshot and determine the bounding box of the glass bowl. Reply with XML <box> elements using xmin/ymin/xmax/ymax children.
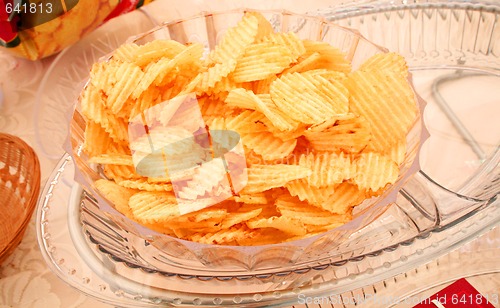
<box><xmin>69</xmin><ymin>9</ymin><xmax>424</xmax><ymax>273</ymax></box>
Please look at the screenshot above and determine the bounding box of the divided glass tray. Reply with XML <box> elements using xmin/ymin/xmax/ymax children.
<box><xmin>35</xmin><ymin>1</ymin><xmax>500</xmax><ymax>306</ymax></box>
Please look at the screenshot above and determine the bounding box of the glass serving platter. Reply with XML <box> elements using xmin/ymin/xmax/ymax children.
<box><xmin>35</xmin><ymin>0</ymin><xmax>500</xmax><ymax>306</ymax></box>
<box><xmin>36</xmin><ymin>154</ymin><xmax>500</xmax><ymax>307</ymax></box>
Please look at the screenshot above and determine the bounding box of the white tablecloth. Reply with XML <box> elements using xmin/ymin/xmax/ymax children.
<box><xmin>1</xmin><ymin>1</ymin><xmax>498</xmax><ymax>307</ymax></box>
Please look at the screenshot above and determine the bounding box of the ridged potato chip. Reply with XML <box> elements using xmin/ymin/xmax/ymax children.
<box><xmin>353</xmin><ymin>152</ymin><xmax>399</xmax><ymax>192</ymax></box>
<box><xmin>80</xmin><ymin>12</ymin><xmax>418</xmax><ymax>245</ymax></box>
<box><xmin>128</xmin><ymin>191</ymin><xmax>179</xmax><ymax>223</ymax></box>
<box><xmin>347</xmin><ymin>69</ymin><xmax>417</xmax><ymax>152</ymax></box>
<box><xmin>298</xmin><ymin>152</ymin><xmax>352</xmax><ymax>187</ymax></box>
<box><xmin>240</xmin><ymin>164</ymin><xmax>311</xmax><ymax>194</ymax></box>
<box><xmin>270</xmin><ymin>72</ymin><xmax>349</xmax><ymax>124</ymax></box>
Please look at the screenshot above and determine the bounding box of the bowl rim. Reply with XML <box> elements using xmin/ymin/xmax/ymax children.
<box><xmin>69</xmin><ymin>8</ymin><xmax>424</xmax><ymax>252</ymax></box>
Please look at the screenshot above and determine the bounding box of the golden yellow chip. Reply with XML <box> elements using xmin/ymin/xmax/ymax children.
<box><xmin>270</xmin><ymin>72</ymin><xmax>349</xmax><ymax>124</ymax></box>
<box><xmin>105</xmin><ymin>61</ymin><xmax>145</xmax><ymax>114</ymax></box>
<box><xmin>353</xmin><ymin>152</ymin><xmax>399</xmax><ymax>192</ymax></box>
<box><xmin>298</xmin><ymin>152</ymin><xmax>352</xmax><ymax>187</ymax></box>
<box><xmin>207</xmin><ymin>13</ymin><xmax>259</xmax><ymax>65</ymax></box>
<box><xmin>302</xmin><ymin>40</ymin><xmax>352</xmax><ymax>73</ymax></box>
<box><xmin>225</xmin><ymin>110</ymin><xmax>268</xmax><ymax>134</ymax></box>
<box><xmin>112</xmin><ymin>43</ymin><xmax>141</xmax><ymax>63</ymax></box>
<box><xmin>346</xmin><ymin>69</ymin><xmax>418</xmax><ymax>152</ymax></box>
<box><xmin>189</xmin><ymin>224</ymin><xmax>256</xmax><ymax>245</ymax></box>
<box><xmin>247</xmin><ymin>216</ymin><xmax>307</xmax><ymax>236</ymax></box>
<box><xmin>322</xmin><ymin>182</ymin><xmax>366</xmax><ymax>214</ymax></box>
<box><xmin>226</xmin><ymin>89</ymin><xmax>299</xmax><ymax>131</ymax></box>
<box><xmin>275</xmin><ymin>194</ymin><xmax>348</xmax><ymax>226</ymax></box>
<box><xmin>88</xmin><ymin>154</ymin><xmax>134</xmax><ymax>166</ymax></box>
<box><xmin>94</xmin><ymin>179</ymin><xmax>138</xmax><ymax>218</ymax></box>
<box><xmin>283</xmin><ymin>52</ymin><xmax>322</xmax><ymax>74</ymax></box>
<box><xmin>82</xmin><ymin>121</ymin><xmax>129</xmax><ymax>156</ymax></box>
<box><xmin>240</xmin><ymin>164</ymin><xmax>311</xmax><ymax>194</ymax></box>
<box><xmin>103</xmin><ymin>164</ymin><xmax>143</xmax><ymax>182</ymax></box>
<box><xmin>81</xmin><ymin>84</ymin><xmax>129</xmax><ymax>143</ymax></box>
<box><xmin>241</xmin><ymin>132</ymin><xmax>297</xmax><ymax>161</ymax></box>
<box><xmin>304</xmin><ymin>115</ymin><xmax>371</xmax><ymax>153</ymax></box>
<box><xmin>384</xmin><ymin>138</ymin><xmax>407</xmax><ymax>165</ymax></box>
<box><xmin>260</xmin><ymin>32</ymin><xmax>306</xmax><ymax>60</ymax></box>
<box><xmin>285</xmin><ymin>180</ymin><xmax>334</xmax><ymax>206</ymax></box>
<box><xmin>131</xmin><ymin>40</ymin><xmax>187</xmax><ymax>67</ymax></box>
<box><xmin>177</xmin><ymin>159</ymin><xmax>229</xmax><ymax>200</ymax></box>
<box><xmin>232</xmin><ymin>42</ymin><xmax>293</xmax><ymax>82</ymax></box>
<box><xmin>128</xmin><ymin>191</ymin><xmax>179</xmax><ymax>223</ymax></box>
<box><xmin>359</xmin><ymin>52</ymin><xmax>409</xmax><ymax>78</ymax></box>
<box><xmin>117</xmin><ymin>178</ymin><xmax>174</xmax><ymax>192</ymax></box>
<box><xmin>219</xmin><ymin>207</ymin><xmax>263</xmax><ymax>229</ymax></box>
<box><xmin>197</xmin><ymin>60</ymin><xmax>237</xmax><ymax>91</ymax></box>
<box><xmin>234</xmin><ymin>193</ymin><xmax>269</xmax><ymax>204</ymax></box>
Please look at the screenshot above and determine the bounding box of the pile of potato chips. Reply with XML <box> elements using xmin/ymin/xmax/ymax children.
<box><xmin>78</xmin><ymin>12</ymin><xmax>418</xmax><ymax>246</ymax></box>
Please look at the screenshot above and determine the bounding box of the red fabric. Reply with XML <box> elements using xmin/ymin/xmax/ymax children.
<box><xmin>413</xmin><ymin>278</ymin><xmax>495</xmax><ymax>308</ymax></box>
<box><xmin>0</xmin><ymin>0</ymin><xmax>18</xmax><ymax>43</ymax></box>
<box><xmin>104</xmin><ymin>0</ymin><xmax>140</xmax><ymax>22</ymax></box>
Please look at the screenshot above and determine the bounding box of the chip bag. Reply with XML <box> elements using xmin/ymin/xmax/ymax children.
<box><xmin>0</xmin><ymin>0</ymin><xmax>154</xmax><ymax>60</ymax></box>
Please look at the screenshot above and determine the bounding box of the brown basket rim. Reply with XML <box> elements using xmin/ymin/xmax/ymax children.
<box><xmin>0</xmin><ymin>133</ymin><xmax>41</xmax><ymax>264</ymax></box>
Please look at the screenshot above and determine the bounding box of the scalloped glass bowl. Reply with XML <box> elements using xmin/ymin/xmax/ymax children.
<box><xmin>69</xmin><ymin>10</ymin><xmax>424</xmax><ymax>273</ymax></box>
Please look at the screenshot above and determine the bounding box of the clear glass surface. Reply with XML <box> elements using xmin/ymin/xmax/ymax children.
<box><xmin>68</xmin><ymin>9</ymin><xmax>424</xmax><ymax>272</ymax></box>
<box><xmin>35</xmin><ymin>1</ymin><xmax>500</xmax><ymax>306</ymax></box>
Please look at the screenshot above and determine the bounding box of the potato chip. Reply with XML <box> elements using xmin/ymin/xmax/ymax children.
<box><xmin>105</xmin><ymin>61</ymin><xmax>145</xmax><ymax>114</ymax></box>
<box><xmin>89</xmin><ymin>154</ymin><xmax>134</xmax><ymax>166</ymax></box>
<box><xmin>260</xmin><ymin>32</ymin><xmax>306</xmax><ymax>60</ymax></box>
<box><xmin>197</xmin><ymin>60</ymin><xmax>237</xmax><ymax>91</ymax></box>
<box><xmin>232</xmin><ymin>42</ymin><xmax>293</xmax><ymax>82</ymax></box>
<box><xmin>189</xmin><ymin>224</ymin><xmax>256</xmax><ymax>245</ymax></box>
<box><xmin>103</xmin><ymin>164</ymin><xmax>143</xmax><ymax>182</ymax></box>
<box><xmin>298</xmin><ymin>152</ymin><xmax>352</xmax><ymax>187</ymax></box>
<box><xmin>346</xmin><ymin>68</ymin><xmax>418</xmax><ymax>152</ymax></box>
<box><xmin>322</xmin><ymin>182</ymin><xmax>366</xmax><ymax>214</ymax></box>
<box><xmin>128</xmin><ymin>191</ymin><xmax>179</xmax><ymax>223</ymax></box>
<box><xmin>247</xmin><ymin>216</ymin><xmax>306</xmax><ymax>236</ymax></box>
<box><xmin>240</xmin><ymin>164</ymin><xmax>311</xmax><ymax>194</ymax></box>
<box><xmin>304</xmin><ymin>115</ymin><xmax>371</xmax><ymax>153</ymax></box>
<box><xmin>133</xmin><ymin>43</ymin><xmax>204</xmax><ymax>99</ymax></box>
<box><xmin>83</xmin><ymin>121</ymin><xmax>111</xmax><ymax>157</ymax></box>
<box><xmin>234</xmin><ymin>193</ymin><xmax>269</xmax><ymax>204</ymax></box>
<box><xmin>275</xmin><ymin>194</ymin><xmax>349</xmax><ymax>226</ymax></box>
<box><xmin>117</xmin><ymin>179</ymin><xmax>174</xmax><ymax>192</ymax></box>
<box><xmin>282</xmin><ymin>52</ymin><xmax>322</xmax><ymax>74</ymax></box>
<box><xmin>384</xmin><ymin>138</ymin><xmax>407</xmax><ymax>165</ymax></box>
<box><xmin>353</xmin><ymin>152</ymin><xmax>399</xmax><ymax>192</ymax></box>
<box><xmin>270</xmin><ymin>72</ymin><xmax>349</xmax><ymax>124</ymax></box>
<box><xmin>285</xmin><ymin>180</ymin><xmax>334</xmax><ymax>206</ymax></box>
<box><xmin>94</xmin><ymin>179</ymin><xmax>138</xmax><ymax>218</ymax></box>
<box><xmin>225</xmin><ymin>110</ymin><xmax>268</xmax><ymax>134</ymax></box>
<box><xmin>359</xmin><ymin>52</ymin><xmax>408</xmax><ymax>78</ymax></box>
<box><xmin>112</xmin><ymin>43</ymin><xmax>141</xmax><ymax>63</ymax></box>
<box><xmin>207</xmin><ymin>13</ymin><xmax>259</xmax><ymax>65</ymax></box>
<box><xmin>130</xmin><ymin>40</ymin><xmax>187</xmax><ymax>67</ymax></box>
<box><xmin>246</xmin><ymin>11</ymin><xmax>275</xmax><ymax>41</ymax></box>
<box><xmin>302</xmin><ymin>40</ymin><xmax>352</xmax><ymax>73</ymax></box>
<box><xmin>177</xmin><ymin>159</ymin><xmax>229</xmax><ymax>200</ymax></box>
<box><xmin>81</xmin><ymin>84</ymin><xmax>129</xmax><ymax>143</ymax></box>
<box><xmin>241</xmin><ymin>132</ymin><xmax>297</xmax><ymax>161</ymax></box>
<box><xmin>226</xmin><ymin>89</ymin><xmax>299</xmax><ymax>131</ymax></box>
<box><xmin>219</xmin><ymin>207</ymin><xmax>263</xmax><ymax>229</ymax></box>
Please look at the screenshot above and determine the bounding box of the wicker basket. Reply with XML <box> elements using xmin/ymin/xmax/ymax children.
<box><xmin>0</xmin><ymin>133</ymin><xmax>41</xmax><ymax>265</ymax></box>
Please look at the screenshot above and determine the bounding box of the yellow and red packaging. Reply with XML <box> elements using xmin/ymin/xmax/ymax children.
<box><xmin>0</xmin><ymin>0</ymin><xmax>153</xmax><ymax>60</ymax></box>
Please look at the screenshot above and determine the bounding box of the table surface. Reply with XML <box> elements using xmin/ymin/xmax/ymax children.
<box><xmin>1</xmin><ymin>0</ymin><xmax>499</xmax><ymax>307</ymax></box>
